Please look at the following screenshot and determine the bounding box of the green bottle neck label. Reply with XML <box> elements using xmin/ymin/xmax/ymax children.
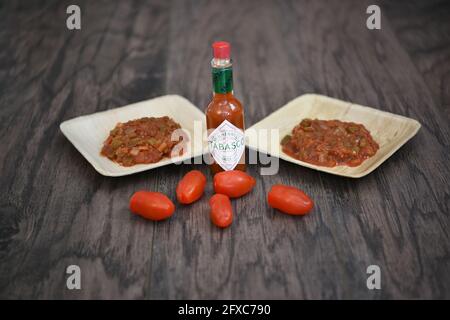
<box><xmin>212</xmin><ymin>67</ymin><xmax>233</xmax><ymax>94</ymax></box>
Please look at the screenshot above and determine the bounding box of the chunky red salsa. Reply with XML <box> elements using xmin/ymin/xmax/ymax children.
<box><xmin>101</xmin><ymin>116</ymin><xmax>184</xmax><ymax>167</ymax></box>
<box><xmin>281</xmin><ymin>119</ymin><xmax>379</xmax><ymax>167</ymax></box>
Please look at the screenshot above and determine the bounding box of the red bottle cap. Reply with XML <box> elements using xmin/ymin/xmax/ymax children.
<box><xmin>212</xmin><ymin>41</ymin><xmax>230</xmax><ymax>59</ymax></box>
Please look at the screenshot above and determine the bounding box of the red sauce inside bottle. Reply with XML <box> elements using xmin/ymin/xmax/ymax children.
<box><xmin>206</xmin><ymin>42</ymin><xmax>245</xmax><ymax>174</ymax></box>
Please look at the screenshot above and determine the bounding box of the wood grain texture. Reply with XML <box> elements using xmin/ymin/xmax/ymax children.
<box><xmin>384</xmin><ymin>0</ymin><xmax>450</xmax><ymax>116</ymax></box>
<box><xmin>0</xmin><ymin>0</ymin><xmax>449</xmax><ymax>299</ymax></box>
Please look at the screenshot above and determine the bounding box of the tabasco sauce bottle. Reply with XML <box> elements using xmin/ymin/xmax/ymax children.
<box><xmin>206</xmin><ymin>41</ymin><xmax>245</xmax><ymax>173</ymax></box>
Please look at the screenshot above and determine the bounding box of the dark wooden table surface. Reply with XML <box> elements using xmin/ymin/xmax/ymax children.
<box><xmin>0</xmin><ymin>0</ymin><xmax>449</xmax><ymax>299</ymax></box>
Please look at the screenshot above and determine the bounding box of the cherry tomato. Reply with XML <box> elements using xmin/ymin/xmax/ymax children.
<box><xmin>176</xmin><ymin>170</ymin><xmax>207</xmax><ymax>204</ymax></box>
<box><xmin>267</xmin><ymin>184</ymin><xmax>314</xmax><ymax>215</ymax></box>
<box><xmin>130</xmin><ymin>191</ymin><xmax>175</xmax><ymax>221</ymax></box>
<box><xmin>213</xmin><ymin>170</ymin><xmax>256</xmax><ymax>198</ymax></box>
<box><xmin>209</xmin><ymin>194</ymin><xmax>233</xmax><ymax>228</ymax></box>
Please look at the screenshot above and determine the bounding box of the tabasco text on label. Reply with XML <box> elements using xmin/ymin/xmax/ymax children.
<box><xmin>205</xmin><ymin>41</ymin><xmax>246</xmax><ymax>173</ymax></box>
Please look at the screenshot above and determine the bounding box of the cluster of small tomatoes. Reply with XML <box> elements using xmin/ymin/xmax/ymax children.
<box><xmin>129</xmin><ymin>170</ymin><xmax>314</xmax><ymax>228</ymax></box>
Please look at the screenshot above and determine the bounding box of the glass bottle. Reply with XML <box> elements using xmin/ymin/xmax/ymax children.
<box><xmin>206</xmin><ymin>41</ymin><xmax>245</xmax><ymax>174</ymax></box>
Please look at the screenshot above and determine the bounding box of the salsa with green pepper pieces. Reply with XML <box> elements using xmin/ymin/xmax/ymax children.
<box><xmin>101</xmin><ymin>116</ymin><xmax>184</xmax><ymax>167</ymax></box>
<box><xmin>281</xmin><ymin>118</ymin><xmax>379</xmax><ymax>167</ymax></box>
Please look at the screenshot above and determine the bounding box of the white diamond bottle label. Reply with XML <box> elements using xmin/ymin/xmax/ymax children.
<box><xmin>208</xmin><ymin>120</ymin><xmax>245</xmax><ymax>171</ymax></box>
